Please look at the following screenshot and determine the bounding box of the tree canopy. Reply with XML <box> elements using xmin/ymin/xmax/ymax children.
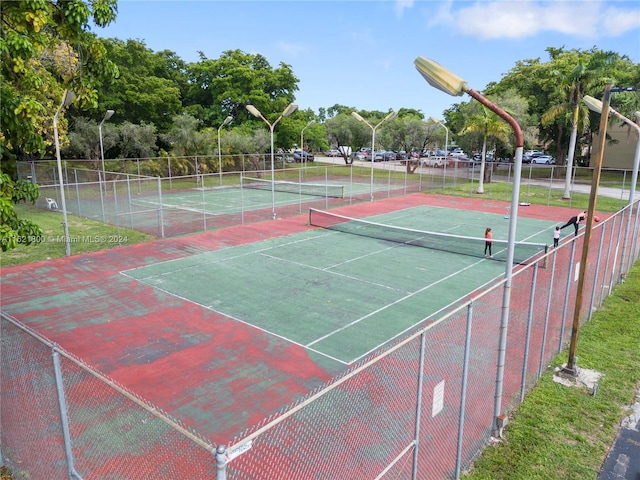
<box><xmin>1</xmin><ymin>0</ymin><xmax>120</xmax><ymax>173</ymax></box>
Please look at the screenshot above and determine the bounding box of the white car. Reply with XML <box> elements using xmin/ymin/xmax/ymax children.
<box><xmin>421</xmin><ymin>157</ymin><xmax>444</xmax><ymax>168</ymax></box>
<box><xmin>531</xmin><ymin>155</ymin><xmax>555</xmax><ymax>164</ymax></box>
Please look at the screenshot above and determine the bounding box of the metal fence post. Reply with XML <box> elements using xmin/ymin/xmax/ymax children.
<box><xmin>521</xmin><ymin>263</ymin><xmax>538</xmax><ymax>401</ymax></box>
<box><xmin>52</xmin><ymin>347</ymin><xmax>84</xmax><ymax>480</ymax></box>
<box><xmin>157</xmin><ymin>177</ymin><xmax>165</xmax><ymax>239</ymax></box>
<box><xmin>454</xmin><ymin>302</ymin><xmax>473</xmax><ymax>480</ymax></box>
<box><xmin>539</xmin><ymin>251</ymin><xmax>558</xmax><ymax>378</ymax></box>
<box><xmin>411</xmin><ymin>331</ymin><xmax>427</xmax><ymax>480</ymax></box>
<box><xmin>588</xmin><ymin>225</ymin><xmax>606</xmax><ymax>320</ymax></box>
<box><xmin>559</xmin><ymin>241</ymin><xmax>577</xmax><ymax>353</ymax></box>
<box><xmin>215</xmin><ymin>445</ymin><xmax>227</xmax><ymax>480</ymax></box>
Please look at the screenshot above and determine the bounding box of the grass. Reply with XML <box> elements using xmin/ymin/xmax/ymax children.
<box><xmin>1</xmin><ymin>190</ymin><xmax>638</xmax><ymax>480</ymax></box>
<box><xmin>462</xmin><ymin>261</ymin><xmax>640</xmax><ymax>480</ymax></box>
<box><xmin>0</xmin><ymin>203</ymin><xmax>154</xmax><ymax>267</ymax></box>
<box><xmin>431</xmin><ymin>181</ymin><xmax>627</xmax><ymax>213</ymax></box>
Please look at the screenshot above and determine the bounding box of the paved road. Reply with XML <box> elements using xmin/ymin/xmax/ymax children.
<box><xmin>315</xmin><ymin>156</ymin><xmax>635</xmax><ymax>201</ymax></box>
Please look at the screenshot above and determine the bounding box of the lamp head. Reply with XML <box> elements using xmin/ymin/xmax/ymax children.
<box><xmin>583</xmin><ymin>95</ymin><xmax>604</xmax><ymax>114</ymax></box>
<box><xmin>384</xmin><ymin>111</ymin><xmax>397</xmax><ymax>122</ymax></box>
<box><xmin>307</xmin><ymin>119</ymin><xmax>316</xmax><ymax>126</ymax></box>
<box><xmin>246</xmin><ymin>105</ymin><xmax>262</xmax><ymax>118</ymax></box>
<box><xmin>103</xmin><ymin>110</ymin><xmax>115</xmax><ymax>121</ymax></box>
<box><xmin>351</xmin><ymin>111</ymin><xmax>364</xmax><ymax>122</ymax></box>
<box><xmin>282</xmin><ymin>103</ymin><xmax>298</xmax><ymax>117</ymax></box>
<box><xmin>429</xmin><ymin>116</ymin><xmax>439</xmax><ymax>123</ymax></box>
<box><xmin>414</xmin><ymin>57</ymin><xmax>468</xmax><ymax>97</ymax></box>
<box><xmin>223</xmin><ymin>115</ymin><xmax>233</xmax><ymax>126</ymax></box>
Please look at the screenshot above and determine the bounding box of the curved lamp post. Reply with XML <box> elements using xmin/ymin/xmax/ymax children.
<box><xmin>53</xmin><ymin>90</ymin><xmax>76</xmax><ymax>256</ymax></box>
<box><xmin>583</xmin><ymin>95</ymin><xmax>640</xmax><ymax>279</ymax></box>
<box><xmin>301</xmin><ymin>120</ymin><xmax>315</xmax><ymax>169</ymax></box>
<box><xmin>430</xmin><ymin>116</ymin><xmax>449</xmax><ymax>186</ymax></box>
<box><xmin>218</xmin><ymin>115</ymin><xmax>233</xmax><ymax>185</ymax></box>
<box><xmin>246</xmin><ymin>103</ymin><xmax>298</xmax><ymax>219</ymax></box>
<box><xmin>99</xmin><ymin>109</ymin><xmax>114</xmax><ymax>188</ymax></box>
<box><xmin>351</xmin><ymin>110</ymin><xmax>397</xmax><ymax>201</ymax></box>
<box><xmin>415</xmin><ymin>56</ymin><xmax>525</xmax><ymax>440</ymax></box>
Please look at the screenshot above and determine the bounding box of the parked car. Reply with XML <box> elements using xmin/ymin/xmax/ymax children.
<box><xmin>292</xmin><ymin>150</ymin><xmax>314</xmax><ymax>162</ymax></box>
<box><xmin>326</xmin><ymin>148</ymin><xmax>342</xmax><ymax>157</ymax></box>
<box><xmin>382</xmin><ymin>151</ymin><xmax>396</xmax><ymax>161</ymax></box>
<box><xmin>421</xmin><ymin>157</ymin><xmax>444</xmax><ymax>168</ymax></box>
<box><xmin>372</xmin><ymin>150</ymin><xmax>386</xmax><ymax>162</ymax></box>
<box><xmin>531</xmin><ymin>154</ymin><xmax>555</xmax><ymax>164</ymax></box>
<box><xmin>450</xmin><ymin>148</ymin><xmax>466</xmax><ymax>157</ymax></box>
<box><xmin>396</xmin><ymin>150</ymin><xmax>408</xmax><ymax>160</ymax></box>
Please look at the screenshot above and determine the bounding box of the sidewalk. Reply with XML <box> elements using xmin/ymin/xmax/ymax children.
<box><xmin>597</xmin><ymin>391</ymin><xmax>640</xmax><ymax>480</ymax></box>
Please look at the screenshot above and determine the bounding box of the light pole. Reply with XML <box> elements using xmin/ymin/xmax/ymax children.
<box><xmin>583</xmin><ymin>95</ymin><xmax>640</xmax><ymax>281</ymax></box>
<box><xmin>99</xmin><ymin>109</ymin><xmax>114</xmax><ymax>189</ymax></box>
<box><xmin>301</xmin><ymin>120</ymin><xmax>315</xmax><ymax>169</ymax></box>
<box><xmin>430</xmin><ymin>116</ymin><xmax>449</xmax><ymax>185</ymax></box>
<box><xmin>351</xmin><ymin>110</ymin><xmax>397</xmax><ymax>201</ymax></box>
<box><xmin>415</xmin><ymin>56</ymin><xmax>525</xmax><ymax>437</ymax></box>
<box><xmin>218</xmin><ymin>115</ymin><xmax>233</xmax><ymax>185</ymax></box>
<box><xmin>53</xmin><ymin>90</ymin><xmax>76</xmax><ymax>256</ymax></box>
<box><xmin>246</xmin><ymin>103</ymin><xmax>298</xmax><ymax>219</ymax></box>
<box><xmin>559</xmin><ymin>86</ymin><xmax>612</xmax><ymax>376</ymax></box>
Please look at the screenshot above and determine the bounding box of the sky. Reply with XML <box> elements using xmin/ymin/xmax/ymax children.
<box><xmin>97</xmin><ymin>0</ymin><xmax>640</xmax><ymax>120</ymax></box>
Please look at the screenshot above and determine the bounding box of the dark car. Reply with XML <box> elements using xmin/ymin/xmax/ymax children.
<box><xmin>292</xmin><ymin>150</ymin><xmax>314</xmax><ymax>162</ymax></box>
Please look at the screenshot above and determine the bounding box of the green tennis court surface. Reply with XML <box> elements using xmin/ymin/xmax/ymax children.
<box><xmin>124</xmin><ymin>205</ymin><xmax>557</xmax><ymax>364</ymax></box>
<box><xmin>128</xmin><ymin>179</ymin><xmax>382</xmax><ymax>216</ymax></box>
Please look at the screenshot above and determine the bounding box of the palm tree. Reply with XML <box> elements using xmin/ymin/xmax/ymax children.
<box><xmin>461</xmin><ymin>105</ymin><xmax>510</xmax><ymax>194</ymax></box>
<box><xmin>541</xmin><ymin>52</ymin><xmax>614</xmax><ymax>199</ymax></box>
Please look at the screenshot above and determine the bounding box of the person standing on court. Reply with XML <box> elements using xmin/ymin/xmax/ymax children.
<box><xmin>553</xmin><ymin>226</ymin><xmax>561</xmax><ymax>248</ymax></box>
<box><xmin>559</xmin><ymin>211</ymin><xmax>586</xmax><ymax>237</ymax></box>
<box><xmin>484</xmin><ymin>227</ymin><xmax>493</xmax><ymax>258</ymax></box>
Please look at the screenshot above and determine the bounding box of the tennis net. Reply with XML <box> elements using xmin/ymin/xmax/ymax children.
<box><xmin>241</xmin><ymin>176</ymin><xmax>345</xmax><ymax>198</ymax></box>
<box><xmin>309</xmin><ymin>208</ymin><xmax>548</xmax><ymax>264</ymax></box>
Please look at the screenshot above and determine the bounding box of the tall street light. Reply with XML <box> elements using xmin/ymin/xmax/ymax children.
<box><xmin>301</xmin><ymin>120</ymin><xmax>315</xmax><ymax>169</ymax></box>
<box><xmin>53</xmin><ymin>90</ymin><xmax>76</xmax><ymax>256</ymax></box>
<box><xmin>351</xmin><ymin>110</ymin><xmax>397</xmax><ymax>201</ymax></box>
<box><xmin>246</xmin><ymin>102</ymin><xmax>298</xmax><ymax>219</ymax></box>
<box><xmin>415</xmin><ymin>56</ymin><xmax>525</xmax><ymax>437</ymax></box>
<box><xmin>583</xmin><ymin>95</ymin><xmax>640</xmax><ymax>281</ymax></box>
<box><xmin>218</xmin><ymin>115</ymin><xmax>233</xmax><ymax>185</ymax></box>
<box><xmin>430</xmin><ymin>116</ymin><xmax>449</xmax><ymax>186</ymax></box>
<box><xmin>99</xmin><ymin>109</ymin><xmax>114</xmax><ymax>188</ymax></box>
<box><xmin>560</xmin><ymin>86</ymin><xmax>612</xmax><ymax>376</ymax></box>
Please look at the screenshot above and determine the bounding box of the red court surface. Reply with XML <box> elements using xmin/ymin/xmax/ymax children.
<box><xmin>0</xmin><ymin>193</ymin><xmax>597</xmax><ymax>444</ymax></box>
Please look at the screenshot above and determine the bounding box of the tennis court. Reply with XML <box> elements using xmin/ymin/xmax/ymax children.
<box><xmin>3</xmin><ymin>192</ymin><xmax>604</xmax><ymax>477</ymax></box>
<box><xmin>123</xmin><ymin>204</ymin><xmax>554</xmax><ymax>365</ymax></box>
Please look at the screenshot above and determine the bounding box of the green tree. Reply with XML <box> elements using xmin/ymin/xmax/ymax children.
<box><xmin>185</xmin><ymin>49</ymin><xmax>299</xmax><ymax>128</ymax></box>
<box><xmin>0</xmin><ymin>173</ymin><xmax>42</xmax><ymax>251</ymax></box>
<box><xmin>460</xmin><ymin>103</ymin><xmax>511</xmax><ymax>192</ymax></box>
<box><xmin>324</xmin><ymin>112</ymin><xmax>368</xmax><ymax>164</ymax></box>
<box><xmin>96</xmin><ymin>39</ymin><xmax>184</xmax><ymax>133</ymax></box>
<box><xmin>1</xmin><ymin>0</ymin><xmax>119</xmax><ymax>174</ymax></box>
<box><xmin>541</xmin><ymin>49</ymin><xmax>615</xmax><ymax>198</ymax></box>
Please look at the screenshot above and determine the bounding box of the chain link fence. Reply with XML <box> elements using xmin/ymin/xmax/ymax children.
<box><xmin>19</xmin><ymin>156</ymin><xmax>463</xmax><ymax>239</ymax></box>
<box><xmin>3</xmin><ymin>161</ymin><xmax>640</xmax><ymax>479</ymax></box>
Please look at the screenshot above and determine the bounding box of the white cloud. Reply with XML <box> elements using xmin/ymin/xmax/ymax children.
<box><xmin>601</xmin><ymin>4</ymin><xmax>640</xmax><ymax>36</ymax></box>
<box><xmin>394</xmin><ymin>0</ymin><xmax>414</xmax><ymax>17</ymax></box>
<box><xmin>428</xmin><ymin>1</ymin><xmax>640</xmax><ymax>40</ymax></box>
